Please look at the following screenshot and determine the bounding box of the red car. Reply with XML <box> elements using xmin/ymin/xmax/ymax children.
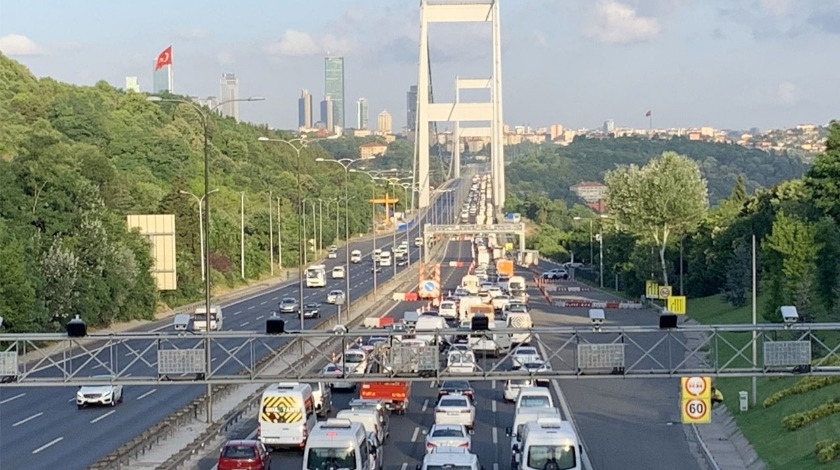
<box><xmin>218</xmin><ymin>439</ymin><xmax>270</xmax><ymax>470</ymax></box>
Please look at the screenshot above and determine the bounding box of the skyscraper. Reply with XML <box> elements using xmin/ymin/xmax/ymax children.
<box><xmin>406</xmin><ymin>85</ymin><xmax>418</xmax><ymax>132</ymax></box>
<box><xmin>603</xmin><ymin>119</ymin><xmax>615</xmax><ymax>133</ymax></box>
<box><xmin>219</xmin><ymin>73</ymin><xmax>240</xmax><ymax>122</ymax></box>
<box><xmin>153</xmin><ymin>46</ymin><xmax>173</xmax><ymax>93</ymax></box>
<box><xmin>324</xmin><ymin>57</ymin><xmax>345</xmax><ymax>130</ymax></box>
<box><xmin>125</xmin><ymin>76</ymin><xmax>140</xmax><ymax>92</ymax></box>
<box><xmin>320</xmin><ymin>95</ymin><xmax>334</xmax><ymax>132</ymax></box>
<box><xmin>356</xmin><ymin>98</ymin><xmax>368</xmax><ymax>129</ymax></box>
<box><xmin>377</xmin><ymin>110</ymin><xmax>392</xmax><ymax>134</ymax></box>
<box><xmin>299</xmin><ymin>89</ymin><xmax>314</xmax><ymax>129</ymax></box>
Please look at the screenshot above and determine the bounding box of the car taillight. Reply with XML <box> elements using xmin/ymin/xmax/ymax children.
<box><xmin>426</xmin><ymin>442</ymin><xmax>436</xmax><ymax>449</ymax></box>
<box><xmin>459</xmin><ymin>442</ymin><xmax>469</xmax><ymax>447</ymax></box>
<box><xmin>461</xmin><ymin>409</ymin><xmax>471</xmax><ymax>414</ymax></box>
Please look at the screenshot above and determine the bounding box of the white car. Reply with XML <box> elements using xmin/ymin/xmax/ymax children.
<box><xmin>327</xmin><ymin>245</ymin><xmax>338</xmax><ymax>259</ymax></box>
<box><xmin>439</xmin><ymin>301</ymin><xmax>458</xmax><ymax>320</ymax></box>
<box><xmin>76</xmin><ymin>380</ymin><xmax>123</xmax><ymax>409</ymax></box>
<box><xmin>503</xmin><ymin>379</ymin><xmax>535</xmax><ymax>402</ymax></box>
<box><xmin>425</xmin><ymin>424</ymin><xmax>472</xmax><ymax>453</ymax></box>
<box><xmin>327</xmin><ymin>289</ymin><xmax>346</xmax><ymax>304</ymax></box>
<box><xmin>332</xmin><ymin>266</ymin><xmax>346</xmax><ymax>279</ymax></box>
<box><xmin>322</xmin><ymin>362</ymin><xmax>354</xmax><ymax>390</ymax></box>
<box><xmin>511</xmin><ymin>346</ymin><xmax>541</xmax><ymax>368</ymax></box>
<box><xmin>434</xmin><ymin>393</ymin><xmax>475</xmax><ymax>430</ymax></box>
<box><xmin>520</xmin><ymin>360</ymin><xmax>552</xmax><ymax>387</ymax></box>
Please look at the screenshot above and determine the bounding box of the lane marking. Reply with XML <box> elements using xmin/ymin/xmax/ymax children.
<box><xmin>13</xmin><ymin>412</ymin><xmax>43</xmax><ymax>427</ymax></box>
<box><xmin>232</xmin><ymin>310</ymin><xmax>241</xmax><ymax>316</ymax></box>
<box><xmin>411</xmin><ymin>426</ymin><xmax>420</xmax><ymax>442</ymax></box>
<box><xmin>492</xmin><ymin>427</ymin><xmax>498</xmax><ymax>444</ymax></box>
<box><xmin>492</xmin><ymin>380</ymin><xmax>497</xmax><ymax>389</ymax></box>
<box><xmin>494</xmin><ymin>464</ymin><xmax>499</xmax><ymax>470</ymax></box>
<box><xmin>0</xmin><ymin>393</ymin><xmax>25</xmax><ymax>404</ymax></box>
<box><xmin>247</xmin><ymin>306</ymin><xmax>255</xmax><ymax>310</ymax></box>
<box><xmin>240</xmin><ymin>321</ymin><xmax>250</xmax><ymax>327</ymax></box>
<box><xmin>492</xmin><ymin>401</ymin><xmax>497</xmax><ymax>413</ymax></box>
<box><xmin>422</xmin><ymin>399</ymin><xmax>429</xmax><ymax>412</ymax></box>
<box><xmin>136</xmin><ymin>389</ymin><xmax>157</xmax><ymax>400</ymax></box>
<box><xmin>32</xmin><ymin>437</ymin><xmax>63</xmax><ymax>454</ymax></box>
<box><xmin>401</xmin><ymin>464</ymin><xmax>408</xmax><ymax>470</ymax></box>
<box><xmin>271</xmin><ymin>297</ymin><xmax>278</xmax><ymax>301</ymax></box>
<box><xmin>256</xmin><ymin>315</ymin><xmax>264</xmax><ymax>320</ymax></box>
<box><xmin>260</xmin><ymin>301</ymin><xmax>267</xmax><ymax>305</ymax></box>
<box><xmin>90</xmin><ymin>410</ymin><xmax>116</xmax><ymax>424</ymax></box>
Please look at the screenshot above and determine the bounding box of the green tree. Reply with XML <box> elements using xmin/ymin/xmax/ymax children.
<box><xmin>805</xmin><ymin>120</ymin><xmax>840</xmax><ymax>222</ymax></box>
<box><xmin>763</xmin><ymin>211</ymin><xmax>821</xmax><ymax>321</ymax></box>
<box><xmin>723</xmin><ymin>239</ymin><xmax>751</xmax><ymax>307</ymax></box>
<box><xmin>605</xmin><ymin>151</ymin><xmax>709</xmax><ymax>285</ymax></box>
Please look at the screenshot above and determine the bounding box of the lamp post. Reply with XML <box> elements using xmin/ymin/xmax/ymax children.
<box><xmin>149</xmin><ymin>94</ymin><xmax>263</xmax><ymax>424</ymax></box>
<box><xmin>179</xmin><ymin>188</ymin><xmax>219</xmax><ymax>282</ymax></box>
<box><xmin>350</xmin><ymin>169</ymin><xmax>389</xmax><ymax>300</ymax></box>
<box><xmin>573</xmin><ymin>216</ymin><xmax>594</xmax><ymax>267</ymax></box>
<box><xmin>258</xmin><ymin>137</ymin><xmax>321</xmax><ymax>330</ymax></box>
<box><xmin>276</xmin><ymin>196</ymin><xmax>283</xmax><ymax>271</ymax></box>
<box><xmin>315</xmin><ymin>158</ymin><xmax>366</xmax><ymax>322</ymax></box>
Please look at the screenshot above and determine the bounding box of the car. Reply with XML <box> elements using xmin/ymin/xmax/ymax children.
<box><xmin>510</xmin><ymin>289</ymin><xmax>530</xmax><ymax>304</ymax></box>
<box><xmin>503</xmin><ymin>378</ymin><xmax>535</xmax><ymax>402</ymax></box>
<box><xmin>302</xmin><ymin>302</ymin><xmax>321</xmax><ymax>318</ymax></box>
<box><xmin>434</xmin><ymin>393</ymin><xmax>475</xmax><ymax>430</ymax></box>
<box><xmin>518</xmin><ymin>360</ymin><xmax>552</xmax><ymax>387</ymax></box>
<box><xmin>327</xmin><ymin>289</ymin><xmax>346</xmax><ymax>304</ymax></box>
<box><xmin>542</xmin><ymin>268</ymin><xmax>568</xmax><ymax>280</ymax></box>
<box><xmin>562</xmin><ymin>261</ymin><xmax>584</xmax><ymax>269</ymax></box>
<box><xmin>76</xmin><ymin>378</ymin><xmax>123</xmax><ymax>408</ymax></box>
<box><xmin>425</xmin><ymin>424</ymin><xmax>472</xmax><ymax>453</ymax></box>
<box><xmin>511</xmin><ymin>346</ymin><xmax>541</xmax><ymax>368</ymax></box>
<box><xmin>217</xmin><ymin>439</ymin><xmax>270</xmax><ymax>470</ymax></box>
<box><xmin>322</xmin><ymin>362</ymin><xmax>354</xmax><ymax>390</ymax></box>
<box><xmin>278</xmin><ymin>297</ymin><xmax>299</xmax><ymax>313</ymax></box>
<box><xmin>415</xmin><ymin>237</ymin><xmax>424</xmax><ymax>247</ymax></box>
<box><xmin>327</xmin><ymin>245</ymin><xmax>338</xmax><ymax>259</ymax></box>
<box><xmin>438</xmin><ymin>380</ymin><xmax>475</xmax><ymax>402</ymax></box>
<box><xmin>332</xmin><ymin>266</ymin><xmax>346</xmax><ymax>279</ymax></box>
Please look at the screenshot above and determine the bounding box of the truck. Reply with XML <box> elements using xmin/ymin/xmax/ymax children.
<box><xmin>461</xmin><ymin>275</ymin><xmax>480</xmax><ymax>295</ymax></box>
<box><xmin>458</xmin><ymin>296</ymin><xmax>483</xmax><ymax>319</ymax></box>
<box><xmin>305</xmin><ymin>264</ymin><xmax>327</xmax><ymax>287</ymax></box>
<box><xmin>496</xmin><ymin>259</ymin><xmax>514</xmax><ymax>277</ymax></box>
<box><xmin>466</xmin><ymin>304</ymin><xmax>495</xmax><ymax>322</ymax></box>
<box><xmin>477</xmin><ymin>249</ymin><xmax>491</xmax><ymax>267</ymax></box>
<box><xmin>360</xmin><ymin>342</ymin><xmax>435</xmax><ymax>413</ymax></box>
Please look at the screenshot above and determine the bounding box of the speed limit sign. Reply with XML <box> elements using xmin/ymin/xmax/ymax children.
<box><xmin>682</xmin><ymin>399</ymin><xmax>710</xmax><ymax>423</ymax></box>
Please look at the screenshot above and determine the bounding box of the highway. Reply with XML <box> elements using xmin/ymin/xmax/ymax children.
<box><xmin>0</xmin><ymin>180</ymin><xmax>464</xmax><ymax>470</ymax></box>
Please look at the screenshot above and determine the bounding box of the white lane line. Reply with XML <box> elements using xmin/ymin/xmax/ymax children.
<box><xmin>90</xmin><ymin>410</ymin><xmax>116</xmax><ymax>424</ymax></box>
<box><xmin>32</xmin><ymin>437</ymin><xmax>63</xmax><ymax>454</ymax></box>
<box><xmin>13</xmin><ymin>412</ymin><xmax>43</xmax><ymax>427</ymax></box>
<box><xmin>429</xmin><ymin>381</ymin><xmax>434</xmax><ymax>389</ymax></box>
<box><xmin>492</xmin><ymin>427</ymin><xmax>498</xmax><ymax>444</ymax></box>
<box><xmin>232</xmin><ymin>310</ymin><xmax>242</xmax><ymax>316</ymax></box>
<box><xmin>492</xmin><ymin>401</ymin><xmax>497</xmax><ymax>413</ymax></box>
<box><xmin>256</xmin><ymin>315</ymin><xmax>264</xmax><ymax>320</ymax></box>
<box><xmin>240</xmin><ymin>321</ymin><xmax>250</xmax><ymax>327</ymax></box>
<box><xmin>401</xmin><ymin>463</ymin><xmax>408</xmax><ymax>470</ymax></box>
<box><xmin>422</xmin><ymin>399</ymin><xmax>429</xmax><ymax>412</ymax></box>
<box><xmin>493</xmin><ymin>464</ymin><xmax>499</xmax><ymax>470</ymax></box>
<box><xmin>260</xmin><ymin>301</ymin><xmax>267</xmax><ymax>305</ymax></box>
<box><xmin>411</xmin><ymin>426</ymin><xmax>420</xmax><ymax>442</ymax></box>
<box><xmin>212</xmin><ymin>357</ymin><xmax>218</xmax><ymax>362</ymax></box>
<box><xmin>0</xmin><ymin>393</ymin><xmax>25</xmax><ymax>404</ymax></box>
<box><xmin>271</xmin><ymin>296</ymin><xmax>278</xmax><ymax>301</ymax></box>
<box><xmin>68</xmin><ymin>398</ymin><xmax>75</xmax><ymax>403</ymax></box>
<box><xmin>492</xmin><ymin>380</ymin><xmax>497</xmax><ymax>389</ymax></box>
<box><xmin>247</xmin><ymin>306</ymin><xmax>255</xmax><ymax>310</ymax></box>
<box><xmin>136</xmin><ymin>389</ymin><xmax>157</xmax><ymax>400</ymax></box>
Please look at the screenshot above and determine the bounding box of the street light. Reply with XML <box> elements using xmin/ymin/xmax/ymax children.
<box><xmin>381</xmin><ymin>175</ymin><xmax>413</xmax><ymax>276</ymax></box>
<box><xmin>573</xmin><ymin>216</ymin><xmax>594</xmax><ymax>267</ymax></box>
<box><xmin>179</xmin><ymin>188</ymin><xmax>219</xmax><ymax>282</ymax></box>
<box><xmin>148</xmin><ymin>94</ymin><xmax>263</xmax><ymax>424</ymax></box>
<box><xmin>316</xmin><ymin>157</ymin><xmax>366</xmax><ymax>321</ymax></box>
<box><xmin>258</xmin><ymin>136</ymin><xmax>319</xmax><ymax>330</ymax></box>
<box><xmin>350</xmin><ymin>168</ymin><xmax>397</xmax><ymax>299</ymax></box>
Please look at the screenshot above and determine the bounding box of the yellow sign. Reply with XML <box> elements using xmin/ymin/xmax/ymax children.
<box><xmin>645</xmin><ymin>280</ymin><xmax>659</xmax><ymax>299</ymax></box>
<box><xmin>659</xmin><ymin>285</ymin><xmax>672</xmax><ymax>299</ymax></box>
<box><xmin>668</xmin><ymin>296</ymin><xmax>687</xmax><ymax>314</ymax></box>
<box><xmin>680</xmin><ymin>377</ymin><xmax>712</xmax><ymax>424</ymax></box>
<box><xmin>505</xmin><ymin>242</ymin><xmax>514</xmax><ymax>251</ymax></box>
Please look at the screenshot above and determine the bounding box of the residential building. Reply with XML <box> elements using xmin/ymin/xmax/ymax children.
<box><xmin>219</xmin><ymin>73</ymin><xmax>240</xmax><ymax>121</ymax></box>
<box><xmin>570</xmin><ymin>182</ymin><xmax>607</xmax><ymax>205</ymax></box>
<box><xmin>359</xmin><ymin>141</ymin><xmax>388</xmax><ymax>159</ymax></box>
<box><xmin>377</xmin><ymin>110</ymin><xmax>392</xmax><ymax>134</ymax></box>
<box><xmin>603</xmin><ymin>119</ymin><xmax>615</xmax><ymax>133</ymax></box>
<box><xmin>125</xmin><ymin>76</ymin><xmax>140</xmax><ymax>92</ymax></box>
<box><xmin>320</xmin><ymin>95</ymin><xmax>334</xmax><ymax>132</ymax></box>
<box><xmin>298</xmin><ymin>89</ymin><xmax>314</xmax><ymax>129</ymax></box>
<box><xmin>324</xmin><ymin>57</ymin><xmax>345</xmax><ymax>129</ymax></box>
<box><xmin>152</xmin><ymin>62</ymin><xmax>172</xmax><ymax>93</ymax></box>
<box><xmin>356</xmin><ymin>98</ymin><xmax>368</xmax><ymax>129</ymax></box>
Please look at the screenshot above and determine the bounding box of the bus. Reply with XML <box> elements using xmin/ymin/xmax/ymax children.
<box><xmin>305</xmin><ymin>264</ymin><xmax>327</xmax><ymax>288</ymax></box>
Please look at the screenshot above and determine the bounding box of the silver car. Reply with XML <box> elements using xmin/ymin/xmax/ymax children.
<box><xmin>425</xmin><ymin>424</ymin><xmax>471</xmax><ymax>453</ymax></box>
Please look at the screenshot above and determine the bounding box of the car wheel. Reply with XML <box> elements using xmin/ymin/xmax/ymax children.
<box><xmin>110</xmin><ymin>399</ymin><xmax>116</xmax><ymax>407</ymax></box>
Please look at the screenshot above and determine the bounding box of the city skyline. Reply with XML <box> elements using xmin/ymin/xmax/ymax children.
<box><xmin>2</xmin><ymin>0</ymin><xmax>840</xmax><ymax>131</ymax></box>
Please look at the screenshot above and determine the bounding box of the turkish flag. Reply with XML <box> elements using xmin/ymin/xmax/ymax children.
<box><xmin>645</xmin><ymin>110</ymin><xmax>652</xmax><ymax>117</ymax></box>
<box><xmin>155</xmin><ymin>46</ymin><xmax>172</xmax><ymax>70</ymax></box>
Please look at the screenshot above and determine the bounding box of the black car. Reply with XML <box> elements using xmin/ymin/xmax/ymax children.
<box><xmin>438</xmin><ymin>380</ymin><xmax>475</xmax><ymax>402</ymax></box>
<box><xmin>302</xmin><ymin>302</ymin><xmax>321</xmax><ymax>318</ymax></box>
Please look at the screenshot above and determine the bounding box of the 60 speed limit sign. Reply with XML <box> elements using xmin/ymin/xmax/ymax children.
<box><xmin>682</xmin><ymin>398</ymin><xmax>710</xmax><ymax>423</ymax></box>
<box><xmin>680</xmin><ymin>376</ymin><xmax>712</xmax><ymax>423</ymax></box>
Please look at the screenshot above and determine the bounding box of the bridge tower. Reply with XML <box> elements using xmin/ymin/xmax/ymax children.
<box><xmin>416</xmin><ymin>0</ymin><xmax>505</xmax><ymax>209</ymax></box>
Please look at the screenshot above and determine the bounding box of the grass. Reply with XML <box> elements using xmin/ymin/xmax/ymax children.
<box><xmin>688</xmin><ymin>294</ymin><xmax>840</xmax><ymax>469</ymax></box>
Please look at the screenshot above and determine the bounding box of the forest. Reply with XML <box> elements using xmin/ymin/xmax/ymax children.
<box><xmin>0</xmin><ymin>54</ymin><xmax>412</xmax><ymax>332</ymax></box>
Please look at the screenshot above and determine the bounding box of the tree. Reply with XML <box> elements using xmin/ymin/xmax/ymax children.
<box><xmin>805</xmin><ymin>120</ymin><xmax>840</xmax><ymax>222</ymax></box>
<box><xmin>722</xmin><ymin>239</ymin><xmax>751</xmax><ymax>307</ymax></box>
<box><xmin>763</xmin><ymin>211</ymin><xmax>821</xmax><ymax>321</ymax></box>
<box><xmin>605</xmin><ymin>151</ymin><xmax>709</xmax><ymax>285</ymax></box>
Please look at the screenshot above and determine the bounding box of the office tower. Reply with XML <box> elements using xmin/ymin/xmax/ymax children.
<box><xmin>603</xmin><ymin>119</ymin><xmax>615</xmax><ymax>133</ymax></box>
<box><xmin>299</xmin><ymin>89</ymin><xmax>314</xmax><ymax>129</ymax></box>
<box><xmin>219</xmin><ymin>73</ymin><xmax>240</xmax><ymax>121</ymax></box>
<box><xmin>152</xmin><ymin>46</ymin><xmax>173</xmax><ymax>93</ymax></box>
<box><xmin>377</xmin><ymin>110</ymin><xmax>392</xmax><ymax>134</ymax></box>
<box><xmin>324</xmin><ymin>57</ymin><xmax>345</xmax><ymax>129</ymax></box>
<box><xmin>406</xmin><ymin>85</ymin><xmax>417</xmax><ymax>133</ymax></box>
<box><xmin>356</xmin><ymin>98</ymin><xmax>368</xmax><ymax>129</ymax></box>
<box><xmin>321</xmin><ymin>95</ymin><xmax>334</xmax><ymax>132</ymax></box>
<box><xmin>125</xmin><ymin>76</ymin><xmax>140</xmax><ymax>92</ymax></box>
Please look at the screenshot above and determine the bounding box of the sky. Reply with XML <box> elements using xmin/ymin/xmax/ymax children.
<box><xmin>2</xmin><ymin>0</ymin><xmax>840</xmax><ymax>132</ymax></box>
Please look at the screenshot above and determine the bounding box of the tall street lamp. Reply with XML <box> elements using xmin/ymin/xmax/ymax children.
<box><xmin>179</xmin><ymin>188</ymin><xmax>219</xmax><ymax>281</ymax></box>
<box><xmin>573</xmin><ymin>216</ymin><xmax>594</xmax><ymax>266</ymax></box>
<box><xmin>149</xmin><ymin>94</ymin><xmax>263</xmax><ymax>424</ymax></box>
<box><xmin>350</xmin><ymin>169</ymin><xmax>387</xmax><ymax>299</ymax></box>
<box><xmin>316</xmin><ymin>157</ymin><xmax>366</xmax><ymax>322</ymax></box>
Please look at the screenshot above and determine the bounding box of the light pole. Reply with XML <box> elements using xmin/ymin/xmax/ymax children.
<box><xmin>149</xmin><ymin>94</ymin><xmax>263</xmax><ymax>424</ymax></box>
<box><xmin>573</xmin><ymin>216</ymin><xmax>594</xmax><ymax>267</ymax></box>
<box><xmin>258</xmin><ymin>137</ymin><xmax>321</xmax><ymax>330</ymax></box>
<box><xmin>276</xmin><ymin>196</ymin><xmax>283</xmax><ymax>271</ymax></box>
<box><xmin>240</xmin><ymin>191</ymin><xmax>246</xmax><ymax>280</ymax></box>
<box><xmin>302</xmin><ymin>198</ymin><xmax>308</xmax><ymax>266</ymax></box>
<box><xmin>316</xmin><ymin>157</ymin><xmax>366</xmax><ymax>322</ymax></box>
<box><xmin>350</xmin><ymin>169</ymin><xmax>385</xmax><ymax>300</ymax></box>
<box><xmin>179</xmin><ymin>188</ymin><xmax>219</xmax><ymax>282</ymax></box>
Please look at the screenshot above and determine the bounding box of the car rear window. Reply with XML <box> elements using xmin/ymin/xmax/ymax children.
<box><xmin>222</xmin><ymin>444</ymin><xmax>256</xmax><ymax>459</ymax></box>
<box><xmin>432</xmin><ymin>428</ymin><xmax>465</xmax><ymax>437</ymax></box>
<box><xmin>439</xmin><ymin>397</ymin><xmax>468</xmax><ymax>407</ymax></box>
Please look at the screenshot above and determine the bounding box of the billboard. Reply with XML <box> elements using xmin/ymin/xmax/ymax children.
<box><xmin>127</xmin><ymin>214</ymin><xmax>177</xmax><ymax>290</ymax></box>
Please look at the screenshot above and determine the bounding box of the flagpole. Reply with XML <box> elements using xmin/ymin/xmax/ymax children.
<box><xmin>649</xmin><ymin>113</ymin><xmax>652</xmax><ymax>131</ymax></box>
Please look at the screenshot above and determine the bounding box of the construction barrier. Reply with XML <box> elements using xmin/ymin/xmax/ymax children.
<box><xmin>390</xmin><ymin>292</ymin><xmax>421</xmax><ymax>302</ymax></box>
<box><xmin>447</xmin><ymin>261</ymin><xmax>465</xmax><ymax>267</ymax></box>
<box><xmin>363</xmin><ymin>316</ymin><xmax>395</xmax><ymax>328</ymax></box>
<box><xmin>555</xmin><ymin>286</ymin><xmax>592</xmax><ymax>293</ymax></box>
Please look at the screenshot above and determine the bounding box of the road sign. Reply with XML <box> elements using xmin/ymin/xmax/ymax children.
<box><xmin>658</xmin><ymin>285</ymin><xmax>672</xmax><ymax>299</ymax></box>
<box><xmin>681</xmin><ymin>376</ymin><xmax>710</xmax><ymax>399</ymax></box>
<box><xmin>668</xmin><ymin>296</ymin><xmax>687</xmax><ymax>314</ymax></box>
<box><xmin>158</xmin><ymin>350</ymin><xmax>206</xmax><ymax>375</ymax></box>
<box><xmin>645</xmin><ymin>280</ymin><xmax>659</xmax><ymax>299</ymax></box>
<box><xmin>419</xmin><ymin>279</ymin><xmax>440</xmax><ymax>299</ymax></box>
<box><xmin>0</xmin><ymin>352</ymin><xmax>17</xmax><ymax>376</ymax></box>
<box><xmin>681</xmin><ymin>398</ymin><xmax>711</xmax><ymax>423</ymax></box>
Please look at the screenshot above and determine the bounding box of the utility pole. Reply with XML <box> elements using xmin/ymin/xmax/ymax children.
<box><xmin>268</xmin><ymin>190</ymin><xmax>274</xmax><ymax>276</ymax></box>
<box><xmin>240</xmin><ymin>191</ymin><xmax>245</xmax><ymax>280</ymax></box>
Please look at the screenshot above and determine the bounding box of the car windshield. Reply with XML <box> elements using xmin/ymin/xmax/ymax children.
<box><xmin>432</xmin><ymin>427</ymin><xmax>465</xmax><ymax>437</ymax></box>
<box><xmin>306</xmin><ymin>303</ymin><xmax>319</xmax><ymax>308</ymax></box>
<box><xmin>515</xmin><ymin>348</ymin><xmax>537</xmax><ymax>356</ymax></box>
<box><xmin>527</xmin><ymin>445</ymin><xmax>576</xmax><ymax>470</ymax></box>
<box><xmin>305</xmin><ymin>447</ymin><xmax>357</xmax><ymax>470</ymax></box>
<box><xmin>283</xmin><ymin>298</ymin><xmax>295</xmax><ymax>304</ymax></box>
<box><xmin>344</xmin><ymin>353</ymin><xmax>364</xmax><ymax>364</ymax></box>
<box><xmin>325</xmin><ymin>365</ymin><xmax>341</xmax><ymax>373</ymax></box>
<box><xmin>331</xmin><ymin>291</ymin><xmax>343</xmax><ymax>296</ymax></box>
<box><xmin>222</xmin><ymin>444</ymin><xmax>257</xmax><ymax>459</ymax></box>
<box><xmin>519</xmin><ymin>396</ymin><xmax>551</xmax><ymax>408</ymax></box>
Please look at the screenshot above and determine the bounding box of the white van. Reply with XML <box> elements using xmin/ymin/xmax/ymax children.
<box><xmin>303</xmin><ymin>418</ymin><xmax>378</xmax><ymax>470</ymax></box>
<box><xmin>506</xmin><ymin>312</ymin><xmax>533</xmax><ymax>345</ymax></box>
<box><xmin>447</xmin><ymin>349</ymin><xmax>477</xmax><ymax>373</ymax></box>
<box><xmin>468</xmin><ymin>320</ymin><xmax>512</xmax><ymax>357</ymax></box>
<box><xmin>342</xmin><ymin>348</ymin><xmax>369</xmax><ymax>374</ymax></box>
<box><xmin>438</xmin><ymin>301</ymin><xmax>459</xmax><ymax>320</ymax></box>
<box><xmin>351</xmin><ymin>249</ymin><xmax>363</xmax><ymax>263</ymax></box>
<box><xmin>508</xmin><ymin>276</ymin><xmax>527</xmax><ymax>292</ymax></box>
<box><xmin>258</xmin><ymin>382</ymin><xmax>316</xmax><ymax>450</ymax></box>
<box><xmin>379</xmin><ymin>251</ymin><xmax>392</xmax><ymax>266</ymax></box>
<box><xmin>512</xmin><ymin>418</ymin><xmax>582</xmax><ymax>470</ymax></box>
<box><xmin>418</xmin><ymin>447</ymin><xmax>481</xmax><ymax>470</ymax></box>
<box><xmin>305</xmin><ymin>381</ymin><xmax>332</xmax><ymax>418</ymax></box>
<box><xmin>336</xmin><ymin>408</ymin><xmax>386</xmax><ymax>445</ymax></box>
<box><xmin>415</xmin><ymin>314</ymin><xmax>450</xmax><ymax>346</ymax></box>
<box><xmin>515</xmin><ymin>387</ymin><xmax>554</xmax><ymax>413</ymax></box>
<box><xmin>193</xmin><ymin>304</ymin><xmax>223</xmax><ymax>331</ymax></box>
<box><xmin>506</xmin><ymin>408</ymin><xmax>562</xmax><ymax>461</ymax></box>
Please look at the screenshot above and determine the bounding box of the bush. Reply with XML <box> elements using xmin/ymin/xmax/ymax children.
<box><xmin>815</xmin><ymin>440</ymin><xmax>840</xmax><ymax>463</ymax></box>
<box><xmin>782</xmin><ymin>398</ymin><xmax>840</xmax><ymax>431</ymax></box>
<box><xmin>763</xmin><ymin>376</ymin><xmax>840</xmax><ymax>408</ymax></box>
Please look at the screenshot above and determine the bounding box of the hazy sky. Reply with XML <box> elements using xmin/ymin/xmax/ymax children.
<box><xmin>2</xmin><ymin>0</ymin><xmax>839</xmax><ymax>132</ymax></box>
